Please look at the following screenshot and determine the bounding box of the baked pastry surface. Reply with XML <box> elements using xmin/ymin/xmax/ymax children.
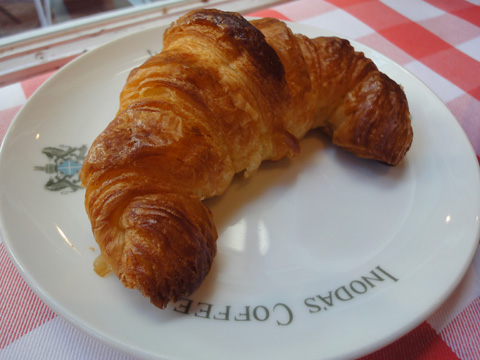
<box><xmin>80</xmin><ymin>9</ymin><xmax>412</xmax><ymax>309</ymax></box>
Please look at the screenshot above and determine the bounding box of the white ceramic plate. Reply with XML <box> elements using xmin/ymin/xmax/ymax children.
<box><xmin>1</xmin><ymin>21</ymin><xmax>479</xmax><ymax>360</ymax></box>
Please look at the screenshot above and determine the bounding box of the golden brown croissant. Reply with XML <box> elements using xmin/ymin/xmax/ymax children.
<box><xmin>80</xmin><ymin>9</ymin><xmax>412</xmax><ymax>309</ymax></box>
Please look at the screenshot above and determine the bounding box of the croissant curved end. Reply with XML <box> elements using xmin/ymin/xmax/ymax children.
<box><xmin>102</xmin><ymin>192</ymin><xmax>217</xmax><ymax>309</ymax></box>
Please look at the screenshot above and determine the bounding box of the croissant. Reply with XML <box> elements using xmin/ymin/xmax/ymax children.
<box><xmin>80</xmin><ymin>9</ymin><xmax>412</xmax><ymax>309</ymax></box>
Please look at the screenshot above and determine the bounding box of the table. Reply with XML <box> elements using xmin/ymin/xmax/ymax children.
<box><xmin>1</xmin><ymin>0</ymin><xmax>479</xmax><ymax>359</ymax></box>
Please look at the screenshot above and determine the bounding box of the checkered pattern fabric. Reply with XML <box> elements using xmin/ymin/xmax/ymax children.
<box><xmin>1</xmin><ymin>0</ymin><xmax>479</xmax><ymax>359</ymax></box>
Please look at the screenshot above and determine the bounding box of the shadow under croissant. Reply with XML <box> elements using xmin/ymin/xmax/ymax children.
<box><xmin>195</xmin><ymin>129</ymin><xmax>410</xmax><ymax>302</ymax></box>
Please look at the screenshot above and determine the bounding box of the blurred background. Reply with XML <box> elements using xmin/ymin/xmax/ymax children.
<box><xmin>0</xmin><ymin>0</ymin><xmax>157</xmax><ymax>37</ymax></box>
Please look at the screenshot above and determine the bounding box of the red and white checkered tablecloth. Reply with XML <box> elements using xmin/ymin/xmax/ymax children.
<box><xmin>1</xmin><ymin>0</ymin><xmax>479</xmax><ymax>359</ymax></box>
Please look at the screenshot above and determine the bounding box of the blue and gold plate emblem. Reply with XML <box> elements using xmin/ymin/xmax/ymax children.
<box><xmin>35</xmin><ymin>145</ymin><xmax>87</xmax><ymax>193</ymax></box>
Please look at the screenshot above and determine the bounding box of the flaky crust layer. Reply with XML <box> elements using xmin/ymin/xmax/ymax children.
<box><xmin>80</xmin><ymin>9</ymin><xmax>412</xmax><ymax>308</ymax></box>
